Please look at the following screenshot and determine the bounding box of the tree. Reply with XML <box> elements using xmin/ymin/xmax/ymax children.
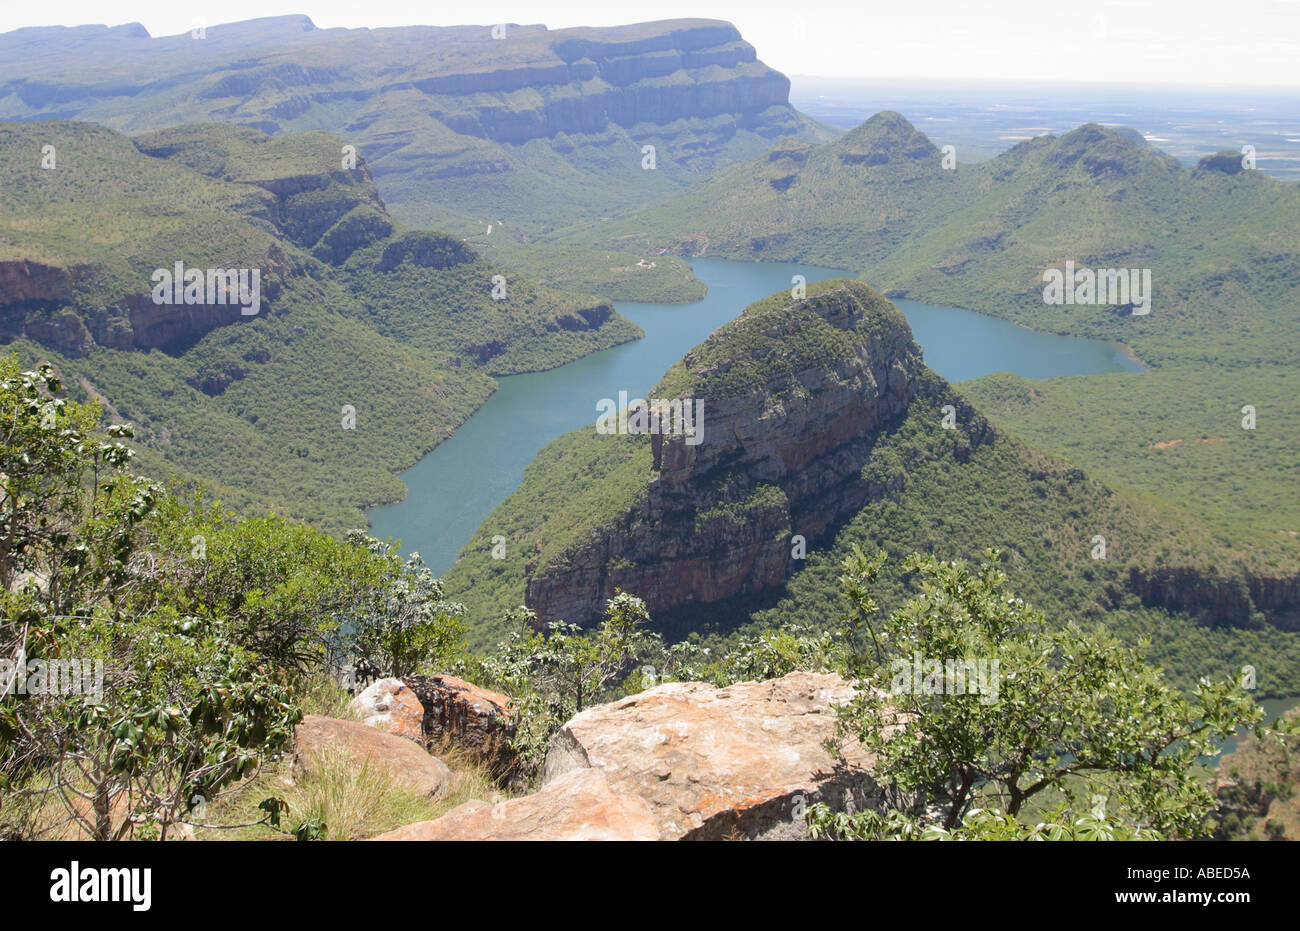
<box><xmin>816</xmin><ymin>547</ymin><xmax>1262</xmax><ymax>839</ymax></box>
<box><xmin>477</xmin><ymin>592</ymin><xmax>657</xmax><ymax>775</ymax></box>
<box><xmin>11</xmin><ymin>610</ymin><xmax>299</xmax><ymax>840</ymax></box>
<box><xmin>0</xmin><ymin>358</ymin><xmax>155</xmax><ymax>631</ymax></box>
<box><xmin>139</xmin><ymin>497</ymin><xmax>392</xmax><ymax>677</ymax></box>
<box><xmin>0</xmin><ymin>356</ymin><xmax>300</xmax><ymax>839</ymax></box>
<box><xmin>343</xmin><ymin>532</ymin><xmax>466</xmax><ymax>679</ymax></box>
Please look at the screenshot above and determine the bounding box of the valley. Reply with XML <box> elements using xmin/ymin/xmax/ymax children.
<box><xmin>1</xmin><ymin>10</ymin><xmax>1298</xmax><ymax>849</ymax></box>
<box><xmin>370</xmin><ymin>257</ymin><xmax>1142</xmax><ymax>578</ymax></box>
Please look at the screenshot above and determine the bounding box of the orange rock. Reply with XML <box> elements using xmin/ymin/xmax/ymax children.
<box><xmin>370</xmin><ymin>769</ymin><xmax>658</xmax><ymax>841</ymax></box>
<box><xmin>541</xmin><ymin>671</ymin><xmax>880</xmax><ymax>840</ymax></box>
<box><xmin>348</xmin><ymin>677</ymin><xmax>424</xmax><ymax>743</ymax></box>
<box><xmin>294</xmin><ymin>714</ymin><xmax>450</xmax><ymax>798</ymax></box>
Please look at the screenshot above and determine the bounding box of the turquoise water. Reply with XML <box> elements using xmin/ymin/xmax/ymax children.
<box><xmin>367</xmin><ymin>258</ymin><xmax>1141</xmax><ymax>574</ymax></box>
<box><xmin>1213</xmin><ymin>696</ymin><xmax>1300</xmax><ymax>760</ymax></box>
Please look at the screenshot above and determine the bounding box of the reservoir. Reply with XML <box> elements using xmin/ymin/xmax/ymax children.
<box><xmin>367</xmin><ymin>258</ymin><xmax>1143</xmax><ymax>574</ymax></box>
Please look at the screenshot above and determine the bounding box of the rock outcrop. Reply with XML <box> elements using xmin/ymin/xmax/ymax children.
<box><xmin>524</xmin><ymin>279</ymin><xmax>965</xmax><ymax>627</ymax></box>
<box><xmin>348</xmin><ymin>678</ymin><xmax>425</xmax><ymax>743</ymax></box>
<box><xmin>541</xmin><ymin>671</ymin><xmax>879</xmax><ymax>840</ymax></box>
<box><xmin>403</xmin><ymin>674</ymin><xmax>516</xmax><ymax>773</ymax></box>
<box><xmin>371</xmin><ymin>769</ymin><xmax>660</xmax><ymax>841</ymax></box>
<box><xmin>1125</xmin><ymin>567</ymin><xmax>1300</xmax><ymax>630</ymax></box>
<box><xmin>293</xmin><ymin>715</ymin><xmax>451</xmax><ymax>798</ymax></box>
<box><xmin>373</xmin><ymin>671</ymin><xmax>880</xmax><ymax>841</ymax></box>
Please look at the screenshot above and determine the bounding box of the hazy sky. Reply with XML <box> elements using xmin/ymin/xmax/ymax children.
<box><xmin>3</xmin><ymin>0</ymin><xmax>1299</xmax><ymax>86</ymax></box>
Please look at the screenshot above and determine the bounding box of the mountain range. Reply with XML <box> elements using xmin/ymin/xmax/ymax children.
<box><xmin>0</xmin><ymin>15</ymin><xmax>832</xmax><ymax>233</ymax></box>
<box><xmin>551</xmin><ymin>110</ymin><xmax>1300</xmax><ymax>589</ymax></box>
<box><xmin>1</xmin><ymin>16</ymin><xmax>1297</xmax><ymax>693</ymax></box>
<box><xmin>0</xmin><ymin>118</ymin><xmax>638</xmax><ymax>530</ymax></box>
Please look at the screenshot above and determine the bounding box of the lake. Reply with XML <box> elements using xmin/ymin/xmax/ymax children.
<box><xmin>367</xmin><ymin>258</ymin><xmax>1142</xmax><ymax>574</ymax></box>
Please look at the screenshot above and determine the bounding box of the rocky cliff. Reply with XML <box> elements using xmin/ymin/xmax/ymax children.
<box><xmin>374</xmin><ymin>671</ymin><xmax>882</xmax><ymax>841</ymax></box>
<box><xmin>0</xmin><ymin>121</ymin><xmax>624</xmax><ymax>363</ymax></box>
<box><xmin>524</xmin><ymin>279</ymin><xmax>990</xmax><ymax>627</ymax></box>
<box><xmin>0</xmin><ymin>17</ymin><xmax>831</xmax><ymax>229</ymax></box>
<box><xmin>1124</xmin><ymin>567</ymin><xmax>1300</xmax><ymax>630</ymax></box>
<box><xmin>0</xmin><ymin>248</ymin><xmax>296</xmax><ymax>357</ymax></box>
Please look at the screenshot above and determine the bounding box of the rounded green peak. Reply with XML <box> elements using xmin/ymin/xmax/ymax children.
<box><xmin>655</xmin><ymin>278</ymin><xmax>916</xmax><ymax>401</ymax></box>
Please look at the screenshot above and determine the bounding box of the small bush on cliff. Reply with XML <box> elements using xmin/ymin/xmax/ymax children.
<box><xmin>810</xmin><ymin>547</ymin><xmax>1262</xmax><ymax>840</ymax></box>
<box><xmin>721</xmin><ymin>622</ymin><xmax>848</xmax><ymax>682</ymax></box>
<box><xmin>342</xmin><ymin>532</ymin><xmax>467</xmax><ymax>679</ymax></box>
<box><xmin>0</xmin><ymin>354</ymin><xmax>459</xmax><ymax>839</ymax></box>
<box><xmin>477</xmin><ymin>592</ymin><xmax>658</xmax><ymax>774</ymax></box>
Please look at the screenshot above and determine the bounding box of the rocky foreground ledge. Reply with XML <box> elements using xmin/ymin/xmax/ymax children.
<box><xmin>369</xmin><ymin>670</ymin><xmax>880</xmax><ymax>841</ymax></box>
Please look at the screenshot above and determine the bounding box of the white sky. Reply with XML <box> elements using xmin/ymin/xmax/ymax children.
<box><xmin>3</xmin><ymin>0</ymin><xmax>1299</xmax><ymax>86</ymax></box>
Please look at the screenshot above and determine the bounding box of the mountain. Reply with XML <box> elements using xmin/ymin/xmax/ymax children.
<box><xmin>0</xmin><ymin>16</ymin><xmax>835</xmax><ymax>235</ymax></box>
<box><xmin>556</xmin><ymin>112</ymin><xmax>1300</xmax><ymax>584</ymax></box>
<box><xmin>441</xmin><ymin>279</ymin><xmax>1300</xmax><ymax>694</ymax></box>
<box><xmin>525</xmin><ymin>279</ymin><xmax>933</xmax><ymax>628</ymax></box>
<box><xmin>566</xmin><ymin>111</ymin><xmax>1299</xmax><ymax>369</ymax></box>
<box><xmin>0</xmin><ymin>119</ymin><xmax>640</xmax><ymax>529</ymax></box>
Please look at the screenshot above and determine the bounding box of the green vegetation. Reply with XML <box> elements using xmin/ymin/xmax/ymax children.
<box><xmin>0</xmin><ymin>353</ymin><xmax>1276</xmax><ymax>840</ymax></box>
<box><xmin>335</xmin><ymin>233</ymin><xmax>641</xmax><ymax>377</ymax></box>
<box><xmin>808</xmin><ymin>550</ymin><xmax>1260</xmax><ymax>839</ymax></box>
<box><xmin>0</xmin><ymin>120</ymin><xmax>642</xmax><ymax>530</ymax></box>
<box><xmin>0</xmin><ymin>354</ymin><xmax>478</xmax><ymax>840</ymax></box>
<box><xmin>1212</xmin><ymin>707</ymin><xmax>1300</xmax><ymax>840</ymax></box>
<box><xmin>344</xmin><ymin>534</ymin><xmax>467</xmax><ymax>680</ymax></box>
<box><xmin>749</xmin><ymin>387</ymin><xmax>1300</xmax><ymax>694</ymax></box>
<box><xmin>445</xmin><ymin>278</ymin><xmax>1300</xmax><ymax>693</ymax></box>
<box><xmin>554</xmin><ymin>114</ymin><xmax>1300</xmax><ymax>581</ymax></box>
<box><xmin>458</xmin><ymin>237</ymin><xmax>708</xmax><ymax>305</ymax></box>
<box><xmin>0</xmin><ymin>359</ymin><xmax>299</xmax><ymax>840</ymax></box>
<box><xmin>474</xmin><ymin>594</ymin><xmax>660</xmax><ymax>775</ymax></box>
<box><xmin>0</xmin><ymin>18</ymin><xmax>835</xmax><ymax>236</ymax></box>
<box><xmin>962</xmin><ymin>368</ymin><xmax>1300</xmax><ymax>571</ymax></box>
<box><xmin>657</xmin><ymin>277</ymin><xmax>907</xmax><ymax>400</ymax></box>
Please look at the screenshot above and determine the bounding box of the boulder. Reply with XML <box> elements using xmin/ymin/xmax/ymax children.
<box><xmin>403</xmin><ymin>674</ymin><xmax>515</xmax><ymax>765</ymax></box>
<box><xmin>293</xmin><ymin>714</ymin><xmax>450</xmax><ymax>798</ymax></box>
<box><xmin>541</xmin><ymin>671</ymin><xmax>880</xmax><ymax>840</ymax></box>
<box><xmin>370</xmin><ymin>768</ymin><xmax>658</xmax><ymax>841</ymax></box>
<box><xmin>348</xmin><ymin>677</ymin><xmax>424</xmax><ymax>743</ymax></box>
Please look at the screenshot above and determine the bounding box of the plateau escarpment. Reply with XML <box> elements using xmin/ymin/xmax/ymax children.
<box><xmin>562</xmin><ymin>110</ymin><xmax>1300</xmax><ymax>642</ymax></box>
<box><xmin>519</xmin><ymin>279</ymin><xmax>990</xmax><ymax>627</ymax></box>
<box><xmin>0</xmin><ymin>119</ymin><xmax>638</xmax><ymax>531</ymax></box>
<box><xmin>0</xmin><ymin>17</ymin><xmax>832</xmax><ymax>231</ymax></box>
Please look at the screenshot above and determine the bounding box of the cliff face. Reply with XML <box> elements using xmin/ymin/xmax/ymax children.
<box><xmin>402</xmin><ymin>24</ymin><xmax>792</xmax><ymax>145</ymax></box>
<box><xmin>0</xmin><ymin>18</ymin><xmax>827</xmax><ymax>229</ymax></box>
<box><xmin>1125</xmin><ymin>568</ymin><xmax>1300</xmax><ymax>630</ymax></box>
<box><xmin>524</xmin><ymin>280</ymin><xmax>983</xmax><ymax>627</ymax></box>
<box><xmin>0</xmin><ymin>245</ymin><xmax>297</xmax><ymax>357</ymax></box>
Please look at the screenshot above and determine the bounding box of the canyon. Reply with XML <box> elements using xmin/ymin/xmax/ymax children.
<box><xmin>523</xmin><ymin>279</ymin><xmax>991</xmax><ymax>627</ymax></box>
<box><xmin>0</xmin><ymin>17</ymin><xmax>831</xmax><ymax>229</ymax></box>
